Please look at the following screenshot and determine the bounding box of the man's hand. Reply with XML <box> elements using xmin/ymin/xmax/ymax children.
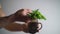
<box><xmin>20</xmin><ymin>9</ymin><xmax>32</xmax><ymax>23</ymax></box>
<box><xmin>21</xmin><ymin>9</ymin><xmax>32</xmax><ymax>16</ymax></box>
<box><xmin>15</xmin><ymin>9</ymin><xmax>32</xmax><ymax>22</ymax></box>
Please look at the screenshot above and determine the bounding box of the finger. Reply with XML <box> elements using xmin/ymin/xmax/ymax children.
<box><xmin>27</xmin><ymin>9</ymin><xmax>32</xmax><ymax>13</ymax></box>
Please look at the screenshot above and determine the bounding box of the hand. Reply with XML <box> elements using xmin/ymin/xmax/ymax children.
<box><xmin>15</xmin><ymin>9</ymin><xmax>32</xmax><ymax>22</ymax></box>
<box><xmin>21</xmin><ymin>9</ymin><xmax>32</xmax><ymax>16</ymax></box>
<box><xmin>21</xmin><ymin>9</ymin><xmax>32</xmax><ymax>22</ymax></box>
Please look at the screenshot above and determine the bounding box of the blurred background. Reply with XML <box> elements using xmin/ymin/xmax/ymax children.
<box><xmin>0</xmin><ymin>0</ymin><xmax>60</xmax><ymax>34</ymax></box>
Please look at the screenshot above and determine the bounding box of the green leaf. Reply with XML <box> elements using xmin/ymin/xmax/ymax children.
<box><xmin>28</xmin><ymin>9</ymin><xmax>46</xmax><ymax>20</ymax></box>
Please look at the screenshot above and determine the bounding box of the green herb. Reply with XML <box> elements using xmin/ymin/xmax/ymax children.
<box><xmin>28</xmin><ymin>9</ymin><xmax>46</xmax><ymax>20</ymax></box>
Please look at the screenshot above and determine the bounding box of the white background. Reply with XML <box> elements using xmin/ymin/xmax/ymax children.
<box><xmin>0</xmin><ymin>0</ymin><xmax>60</xmax><ymax>34</ymax></box>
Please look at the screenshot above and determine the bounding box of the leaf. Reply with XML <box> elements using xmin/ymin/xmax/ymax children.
<box><xmin>28</xmin><ymin>9</ymin><xmax>46</xmax><ymax>20</ymax></box>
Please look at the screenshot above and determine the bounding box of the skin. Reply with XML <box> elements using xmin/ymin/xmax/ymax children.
<box><xmin>0</xmin><ymin>9</ymin><xmax>42</xmax><ymax>33</ymax></box>
<box><xmin>21</xmin><ymin>9</ymin><xmax>32</xmax><ymax>16</ymax></box>
<box><xmin>21</xmin><ymin>9</ymin><xmax>32</xmax><ymax>23</ymax></box>
<box><xmin>14</xmin><ymin>9</ymin><xmax>32</xmax><ymax>29</ymax></box>
<box><xmin>0</xmin><ymin>9</ymin><xmax>32</xmax><ymax>28</ymax></box>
